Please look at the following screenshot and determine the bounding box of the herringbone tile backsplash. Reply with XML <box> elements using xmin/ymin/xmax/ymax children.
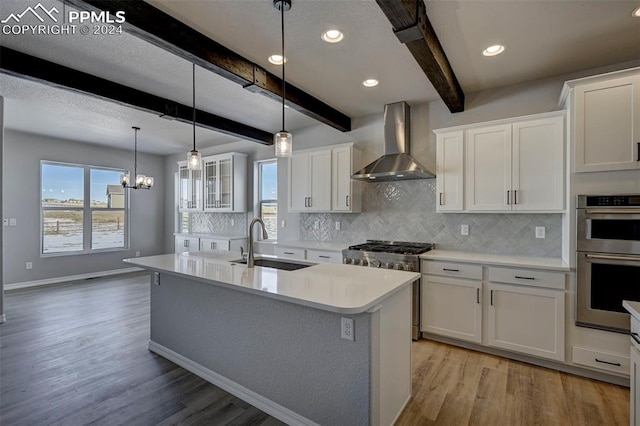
<box><xmin>191</xmin><ymin>212</ymin><xmax>247</xmax><ymax>235</ymax></box>
<box><xmin>300</xmin><ymin>180</ymin><xmax>562</xmax><ymax>257</ymax></box>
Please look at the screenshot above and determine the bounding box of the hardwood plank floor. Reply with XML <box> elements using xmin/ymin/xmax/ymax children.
<box><xmin>0</xmin><ymin>272</ymin><xmax>630</xmax><ymax>425</ymax></box>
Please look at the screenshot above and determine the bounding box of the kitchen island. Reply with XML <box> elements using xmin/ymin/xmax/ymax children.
<box><xmin>124</xmin><ymin>252</ymin><xmax>419</xmax><ymax>426</ymax></box>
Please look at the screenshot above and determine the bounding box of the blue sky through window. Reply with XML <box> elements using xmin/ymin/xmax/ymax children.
<box><xmin>261</xmin><ymin>162</ymin><xmax>277</xmax><ymax>200</ymax></box>
<box><xmin>41</xmin><ymin>164</ymin><xmax>84</xmax><ymax>202</ymax></box>
<box><xmin>91</xmin><ymin>169</ymin><xmax>122</xmax><ymax>203</ymax></box>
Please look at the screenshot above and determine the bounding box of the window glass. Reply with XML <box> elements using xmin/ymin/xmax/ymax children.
<box><xmin>91</xmin><ymin>169</ymin><xmax>123</xmax><ymax>208</ymax></box>
<box><xmin>41</xmin><ymin>164</ymin><xmax>84</xmax><ymax>207</ymax></box>
<box><xmin>92</xmin><ymin>210</ymin><xmax>125</xmax><ymax>250</ymax></box>
<box><xmin>42</xmin><ymin>210</ymin><xmax>84</xmax><ymax>253</ymax></box>
<box><xmin>259</xmin><ymin>160</ymin><xmax>277</xmax><ymax>240</ymax></box>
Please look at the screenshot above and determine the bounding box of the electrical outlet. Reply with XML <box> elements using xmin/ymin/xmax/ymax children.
<box><xmin>535</xmin><ymin>226</ymin><xmax>546</xmax><ymax>239</ymax></box>
<box><xmin>153</xmin><ymin>272</ymin><xmax>160</xmax><ymax>285</ymax></box>
<box><xmin>461</xmin><ymin>224</ymin><xmax>469</xmax><ymax>236</ymax></box>
<box><xmin>2</xmin><ymin>219</ymin><xmax>8</xmax><ymax>227</ymax></box>
<box><xmin>341</xmin><ymin>317</ymin><xmax>354</xmax><ymax>341</ymax></box>
<box><xmin>26</xmin><ymin>262</ymin><xmax>33</xmax><ymax>270</ymax></box>
<box><xmin>231</xmin><ymin>219</ymin><xmax>235</xmax><ymax>226</ymax></box>
<box><xmin>135</xmin><ymin>251</ymin><xmax>141</xmax><ymax>257</ymax></box>
<box><xmin>281</xmin><ymin>220</ymin><xmax>286</xmax><ymax>228</ymax></box>
<box><xmin>314</xmin><ymin>220</ymin><xmax>320</xmax><ymax>230</ymax></box>
<box><xmin>9</xmin><ymin>218</ymin><xmax>16</xmax><ymax>226</ymax></box>
<box><xmin>335</xmin><ymin>221</ymin><xmax>341</xmax><ymax>231</ymax></box>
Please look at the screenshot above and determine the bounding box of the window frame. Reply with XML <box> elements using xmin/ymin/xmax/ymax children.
<box><xmin>40</xmin><ymin>161</ymin><xmax>130</xmax><ymax>257</ymax></box>
<box><xmin>256</xmin><ymin>159</ymin><xmax>278</xmax><ymax>241</ymax></box>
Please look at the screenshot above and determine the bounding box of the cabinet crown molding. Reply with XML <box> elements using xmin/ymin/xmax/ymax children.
<box><xmin>433</xmin><ymin>110</ymin><xmax>566</xmax><ymax>135</ymax></box>
<box><xmin>559</xmin><ymin>67</ymin><xmax>640</xmax><ymax>109</ymax></box>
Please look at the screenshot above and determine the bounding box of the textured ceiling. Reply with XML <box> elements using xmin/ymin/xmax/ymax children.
<box><xmin>1</xmin><ymin>0</ymin><xmax>639</xmax><ymax>155</ymax></box>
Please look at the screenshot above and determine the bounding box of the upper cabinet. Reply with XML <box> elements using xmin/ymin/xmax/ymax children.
<box><xmin>435</xmin><ymin>112</ymin><xmax>565</xmax><ymax>213</ymax></box>
<box><xmin>288</xmin><ymin>143</ymin><xmax>362</xmax><ymax>213</ymax></box>
<box><xmin>178</xmin><ymin>161</ymin><xmax>203</xmax><ymax>211</ymax></box>
<box><xmin>203</xmin><ymin>153</ymin><xmax>247</xmax><ymax>212</ymax></box>
<box><xmin>562</xmin><ymin>72</ymin><xmax>640</xmax><ymax>172</ymax></box>
<box><xmin>178</xmin><ymin>152</ymin><xmax>247</xmax><ymax>213</ymax></box>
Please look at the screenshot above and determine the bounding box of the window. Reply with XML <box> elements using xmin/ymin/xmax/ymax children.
<box><xmin>41</xmin><ymin>162</ymin><xmax>128</xmax><ymax>255</ymax></box>
<box><xmin>258</xmin><ymin>160</ymin><xmax>277</xmax><ymax>240</ymax></box>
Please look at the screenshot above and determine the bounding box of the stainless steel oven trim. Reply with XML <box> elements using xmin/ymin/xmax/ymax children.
<box><xmin>577</xmin><ymin>209</ymin><xmax>640</xmax><ymax>254</ymax></box>
<box><xmin>577</xmin><ymin>251</ymin><xmax>640</xmax><ymax>333</ymax></box>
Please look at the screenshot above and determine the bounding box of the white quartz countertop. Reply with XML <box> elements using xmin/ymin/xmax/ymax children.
<box><xmin>623</xmin><ymin>301</ymin><xmax>640</xmax><ymax>321</ymax></box>
<box><xmin>276</xmin><ymin>240</ymin><xmax>353</xmax><ymax>252</ymax></box>
<box><xmin>174</xmin><ymin>233</ymin><xmax>247</xmax><ymax>240</ymax></box>
<box><xmin>124</xmin><ymin>252</ymin><xmax>419</xmax><ymax>314</ymax></box>
<box><xmin>421</xmin><ymin>250</ymin><xmax>571</xmax><ymax>272</ymax></box>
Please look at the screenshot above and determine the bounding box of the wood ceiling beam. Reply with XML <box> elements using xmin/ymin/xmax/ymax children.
<box><xmin>63</xmin><ymin>0</ymin><xmax>352</xmax><ymax>132</ymax></box>
<box><xmin>0</xmin><ymin>47</ymin><xmax>274</xmax><ymax>145</ymax></box>
<box><xmin>375</xmin><ymin>0</ymin><xmax>465</xmax><ymax>113</ymax></box>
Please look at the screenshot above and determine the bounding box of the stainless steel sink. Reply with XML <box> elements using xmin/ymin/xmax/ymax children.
<box><xmin>229</xmin><ymin>258</ymin><xmax>313</xmax><ymax>271</ymax></box>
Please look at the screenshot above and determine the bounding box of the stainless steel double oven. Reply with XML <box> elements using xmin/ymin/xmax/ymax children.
<box><xmin>576</xmin><ymin>194</ymin><xmax>640</xmax><ymax>333</ymax></box>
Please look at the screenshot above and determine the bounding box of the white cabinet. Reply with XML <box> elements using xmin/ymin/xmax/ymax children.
<box><xmin>422</xmin><ymin>275</ymin><xmax>482</xmax><ymax>343</ymax></box>
<box><xmin>465</xmin><ymin>124</ymin><xmax>513</xmax><ymax>211</ymax></box>
<box><xmin>199</xmin><ymin>237</ymin><xmax>246</xmax><ymax>253</ymax></box>
<box><xmin>177</xmin><ymin>162</ymin><xmax>202</xmax><ymax>211</ymax></box>
<box><xmin>175</xmin><ymin>236</ymin><xmax>200</xmax><ymax>253</ymax></box>
<box><xmin>464</xmin><ymin>116</ymin><xmax>564</xmax><ymax>212</ymax></box>
<box><xmin>274</xmin><ymin>246</ymin><xmax>306</xmax><ymax>260</ymax></box>
<box><xmin>487</xmin><ymin>266</ymin><xmax>565</xmax><ymax>362</ymax></box>
<box><xmin>306</xmin><ymin>249</ymin><xmax>342</xmax><ymax>264</ymax></box>
<box><xmin>571</xmin><ymin>74</ymin><xmax>640</xmax><ymax>172</ymax></box>
<box><xmin>332</xmin><ymin>144</ymin><xmax>362</xmax><ymax>212</ymax></box>
<box><xmin>203</xmin><ymin>153</ymin><xmax>247</xmax><ymax>212</ymax></box>
<box><xmin>288</xmin><ymin>149</ymin><xmax>331</xmax><ymax>212</ymax></box>
<box><xmin>435</xmin><ymin>130</ymin><xmax>464</xmax><ymax>212</ymax></box>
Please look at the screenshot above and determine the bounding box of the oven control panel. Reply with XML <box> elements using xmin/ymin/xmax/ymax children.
<box><xmin>583</xmin><ymin>195</ymin><xmax>640</xmax><ymax>207</ymax></box>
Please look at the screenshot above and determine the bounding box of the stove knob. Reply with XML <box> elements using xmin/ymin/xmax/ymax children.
<box><xmin>361</xmin><ymin>259</ymin><xmax>369</xmax><ymax>267</ymax></box>
<box><xmin>343</xmin><ymin>258</ymin><xmax>352</xmax><ymax>265</ymax></box>
<box><xmin>353</xmin><ymin>259</ymin><xmax>361</xmax><ymax>266</ymax></box>
<box><xmin>385</xmin><ymin>262</ymin><xmax>394</xmax><ymax>269</ymax></box>
<box><xmin>404</xmin><ymin>264</ymin><xmax>414</xmax><ymax>272</ymax></box>
<box><xmin>394</xmin><ymin>263</ymin><xmax>404</xmax><ymax>270</ymax></box>
<box><xmin>370</xmin><ymin>260</ymin><xmax>381</xmax><ymax>268</ymax></box>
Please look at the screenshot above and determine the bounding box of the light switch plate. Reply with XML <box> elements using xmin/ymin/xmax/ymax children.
<box><xmin>314</xmin><ymin>221</ymin><xmax>319</xmax><ymax>230</ymax></box>
<box><xmin>9</xmin><ymin>218</ymin><xmax>16</xmax><ymax>226</ymax></box>
<box><xmin>281</xmin><ymin>220</ymin><xmax>286</xmax><ymax>228</ymax></box>
<box><xmin>535</xmin><ymin>226</ymin><xmax>545</xmax><ymax>239</ymax></box>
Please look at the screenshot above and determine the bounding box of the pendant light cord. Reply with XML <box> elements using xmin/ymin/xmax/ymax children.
<box><xmin>133</xmin><ymin>127</ymin><xmax>138</xmax><ymax>179</ymax></box>
<box><xmin>281</xmin><ymin>2</ymin><xmax>286</xmax><ymax>131</ymax></box>
<box><xmin>192</xmin><ymin>63</ymin><xmax>196</xmax><ymax>151</ymax></box>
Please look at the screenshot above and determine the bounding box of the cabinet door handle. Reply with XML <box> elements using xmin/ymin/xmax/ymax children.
<box><xmin>308</xmin><ymin>197</ymin><xmax>312</xmax><ymax>207</ymax></box>
<box><xmin>490</xmin><ymin>289</ymin><xmax>494</xmax><ymax>306</ymax></box>
<box><xmin>304</xmin><ymin>197</ymin><xmax>308</xmax><ymax>207</ymax></box>
<box><xmin>184</xmin><ymin>240</ymin><xmax>189</xmax><ymax>248</ymax></box>
<box><xmin>476</xmin><ymin>288</ymin><xmax>480</xmax><ymax>304</ymax></box>
<box><xmin>506</xmin><ymin>190</ymin><xmax>510</xmax><ymax>205</ymax></box>
<box><xmin>595</xmin><ymin>358</ymin><xmax>621</xmax><ymax>367</ymax></box>
<box><xmin>514</xmin><ymin>190</ymin><xmax>518</xmax><ymax>205</ymax></box>
<box><xmin>346</xmin><ymin>195</ymin><xmax>349</xmax><ymax>207</ymax></box>
<box><xmin>637</xmin><ymin>142</ymin><xmax>639</xmax><ymax>161</ymax></box>
<box><xmin>515</xmin><ymin>275</ymin><xmax>535</xmax><ymax>280</ymax></box>
<box><xmin>439</xmin><ymin>192</ymin><xmax>444</xmax><ymax>206</ymax></box>
<box><xmin>443</xmin><ymin>268</ymin><xmax>459</xmax><ymax>272</ymax></box>
<box><xmin>319</xmin><ymin>255</ymin><xmax>330</xmax><ymax>259</ymax></box>
<box><xmin>211</xmin><ymin>242</ymin><xmax>216</xmax><ymax>250</ymax></box>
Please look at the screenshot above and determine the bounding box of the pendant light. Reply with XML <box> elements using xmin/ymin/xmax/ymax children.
<box><xmin>121</xmin><ymin>126</ymin><xmax>154</xmax><ymax>190</ymax></box>
<box><xmin>274</xmin><ymin>0</ymin><xmax>292</xmax><ymax>157</ymax></box>
<box><xmin>187</xmin><ymin>63</ymin><xmax>202</xmax><ymax>170</ymax></box>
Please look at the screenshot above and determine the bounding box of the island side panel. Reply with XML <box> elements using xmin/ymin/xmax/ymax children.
<box><xmin>150</xmin><ymin>273</ymin><xmax>373</xmax><ymax>426</ymax></box>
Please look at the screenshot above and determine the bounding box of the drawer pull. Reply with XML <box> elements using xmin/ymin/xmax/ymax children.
<box><xmin>319</xmin><ymin>255</ymin><xmax>331</xmax><ymax>259</ymax></box>
<box><xmin>443</xmin><ymin>268</ymin><xmax>460</xmax><ymax>272</ymax></box>
<box><xmin>284</xmin><ymin>252</ymin><xmax>294</xmax><ymax>255</ymax></box>
<box><xmin>595</xmin><ymin>358</ymin><xmax>621</xmax><ymax>367</ymax></box>
<box><xmin>515</xmin><ymin>276</ymin><xmax>535</xmax><ymax>280</ymax></box>
<box><xmin>632</xmin><ymin>332</ymin><xmax>640</xmax><ymax>346</ymax></box>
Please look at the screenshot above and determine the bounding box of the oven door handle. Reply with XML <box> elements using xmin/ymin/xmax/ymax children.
<box><xmin>586</xmin><ymin>254</ymin><xmax>640</xmax><ymax>262</ymax></box>
<box><xmin>586</xmin><ymin>209</ymin><xmax>640</xmax><ymax>215</ymax></box>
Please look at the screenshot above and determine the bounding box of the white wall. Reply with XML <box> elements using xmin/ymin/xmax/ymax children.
<box><xmin>3</xmin><ymin>130</ymin><xmax>166</xmax><ymax>284</ymax></box>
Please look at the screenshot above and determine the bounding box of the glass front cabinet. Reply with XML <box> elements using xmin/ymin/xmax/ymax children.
<box><xmin>203</xmin><ymin>153</ymin><xmax>247</xmax><ymax>213</ymax></box>
<box><xmin>178</xmin><ymin>161</ymin><xmax>203</xmax><ymax>211</ymax></box>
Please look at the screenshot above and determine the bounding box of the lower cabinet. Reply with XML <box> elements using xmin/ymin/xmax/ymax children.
<box><xmin>487</xmin><ymin>282</ymin><xmax>565</xmax><ymax>362</ymax></box>
<box><xmin>199</xmin><ymin>237</ymin><xmax>247</xmax><ymax>253</ymax></box>
<box><xmin>421</xmin><ymin>259</ymin><xmax>567</xmax><ymax>363</ymax></box>
<box><xmin>274</xmin><ymin>246</ymin><xmax>306</xmax><ymax>260</ymax></box>
<box><xmin>422</xmin><ymin>275</ymin><xmax>482</xmax><ymax>343</ymax></box>
<box><xmin>175</xmin><ymin>236</ymin><xmax>199</xmax><ymax>253</ymax></box>
<box><xmin>631</xmin><ymin>345</ymin><xmax>640</xmax><ymax>426</ymax></box>
<box><xmin>306</xmin><ymin>249</ymin><xmax>342</xmax><ymax>264</ymax></box>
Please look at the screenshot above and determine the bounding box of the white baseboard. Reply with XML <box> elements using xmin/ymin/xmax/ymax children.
<box><xmin>0</xmin><ymin>314</ymin><xmax>5</xmax><ymax>324</ymax></box>
<box><xmin>4</xmin><ymin>267</ymin><xmax>145</xmax><ymax>291</ymax></box>
<box><xmin>148</xmin><ymin>340</ymin><xmax>320</xmax><ymax>426</ymax></box>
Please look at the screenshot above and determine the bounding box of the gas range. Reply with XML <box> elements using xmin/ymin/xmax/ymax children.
<box><xmin>341</xmin><ymin>240</ymin><xmax>433</xmax><ymax>272</ymax></box>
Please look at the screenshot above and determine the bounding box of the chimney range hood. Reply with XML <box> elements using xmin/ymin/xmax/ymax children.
<box><xmin>351</xmin><ymin>102</ymin><xmax>435</xmax><ymax>182</ymax></box>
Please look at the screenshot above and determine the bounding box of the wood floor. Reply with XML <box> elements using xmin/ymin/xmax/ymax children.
<box><xmin>0</xmin><ymin>272</ymin><xmax>630</xmax><ymax>426</ymax></box>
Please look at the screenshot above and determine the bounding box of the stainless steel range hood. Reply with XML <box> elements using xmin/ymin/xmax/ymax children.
<box><xmin>351</xmin><ymin>102</ymin><xmax>435</xmax><ymax>182</ymax></box>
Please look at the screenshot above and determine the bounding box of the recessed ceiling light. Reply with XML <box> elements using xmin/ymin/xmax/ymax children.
<box><xmin>322</xmin><ymin>29</ymin><xmax>344</xmax><ymax>43</ymax></box>
<box><xmin>633</xmin><ymin>6</ymin><xmax>640</xmax><ymax>17</ymax></box>
<box><xmin>362</xmin><ymin>79</ymin><xmax>379</xmax><ymax>87</ymax></box>
<box><xmin>482</xmin><ymin>44</ymin><xmax>505</xmax><ymax>57</ymax></box>
<box><xmin>268</xmin><ymin>54</ymin><xmax>287</xmax><ymax>65</ymax></box>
